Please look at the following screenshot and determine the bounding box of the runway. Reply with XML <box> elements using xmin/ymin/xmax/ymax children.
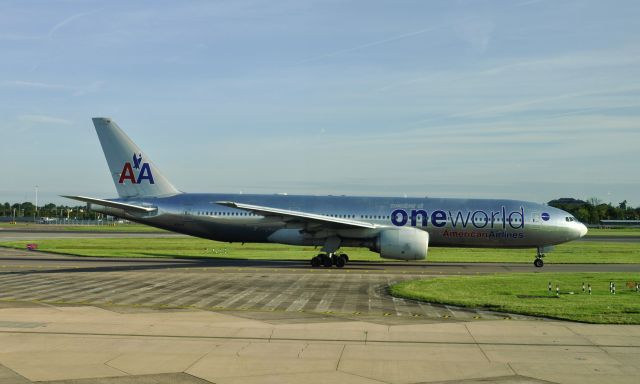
<box><xmin>0</xmin><ymin>231</ymin><xmax>639</xmax><ymax>383</ymax></box>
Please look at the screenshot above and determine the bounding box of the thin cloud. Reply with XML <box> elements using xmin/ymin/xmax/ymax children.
<box><xmin>403</xmin><ymin>84</ymin><xmax>640</xmax><ymax>128</ymax></box>
<box><xmin>515</xmin><ymin>0</ymin><xmax>548</xmax><ymax>6</ymax></box>
<box><xmin>72</xmin><ymin>80</ymin><xmax>106</xmax><ymax>96</ymax></box>
<box><xmin>48</xmin><ymin>9</ymin><xmax>101</xmax><ymax>38</ymax></box>
<box><xmin>18</xmin><ymin>115</ymin><xmax>72</xmax><ymax>125</ymax></box>
<box><xmin>1</xmin><ymin>80</ymin><xmax>105</xmax><ymax>96</ymax></box>
<box><xmin>294</xmin><ymin>25</ymin><xmax>440</xmax><ymax>65</ymax></box>
<box><xmin>376</xmin><ymin>47</ymin><xmax>640</xmax><ymax>93</ymax></box>
<box><xmin>1</xmin><ymin>80</ymin><xmax>69</xmax><ymax>90</ymax></box>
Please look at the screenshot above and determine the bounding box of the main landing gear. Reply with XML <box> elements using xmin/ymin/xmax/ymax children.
<box><xmin>534</xmin><ymin>247</ymin><xmax>545</xmax><ymax>268</ymax></box>
<box><xmin>310</xmin><ymin>253</ymin><xmax>349</xmax><ymax>268</ymax></box>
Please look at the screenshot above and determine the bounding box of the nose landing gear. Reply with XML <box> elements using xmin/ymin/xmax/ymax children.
<box><xmin>534</xmin><ymin>247</ymin><xmax>545</xmax><ymax>268</ymax></box>
<box><xmin>310</xmin><ymin>253</ymin><xmax>349</xmax><ymax>268</ymax></box>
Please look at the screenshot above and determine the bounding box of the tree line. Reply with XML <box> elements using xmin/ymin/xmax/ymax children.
<box><xmin>1</xmin><ymin>198</ymin><xmax>639</xmax><ymax>224</ymax></box>
<box><xmin>548</xmin><ymin>198</ymin><xmax>640</xmax><ymax>224</ymax></box>
<box><xmin>1</xmin><ymin>202</ymin><xmax>98</xmax><ymax>220</ymax></box>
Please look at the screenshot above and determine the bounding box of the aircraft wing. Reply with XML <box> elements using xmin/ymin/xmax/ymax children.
<box><xmin>215</xmin><ymin>201</ymin><xmax>378</xmax><ymax>229</ymax></box>
<box><xmin>62</xmin><ymin>195</ymin><xmax>157</xmax><ymax>213</ymax></box>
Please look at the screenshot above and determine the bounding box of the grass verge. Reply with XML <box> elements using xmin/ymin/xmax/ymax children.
<box><xmin>0</xmin><ymin>223</ymin><xmax>166</xmax><ymax>232</ymax></box>
<box><xmin>391</xmin><ymin>273</ymin><xmax>640</xmax><ymax>324</ymax></box>
<box><xmin>586</xmin><ymin>228</ymin><xmax>640</xmax><ymax>237</ymax></box>
<box><xmin>0</xmin><ymin>237</ymin><xmax>639</xmax><ymax>263</ymax></box>
<box><xmin>0</xmin><ymin>237</ymin><xmax>380</xmax><ymax>260</ymax></box>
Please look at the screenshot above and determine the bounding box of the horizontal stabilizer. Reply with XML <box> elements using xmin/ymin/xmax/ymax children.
<box><xmin>62</xmin><ymin>195</ymin><xmax>157</xmax><ymax>213</ymax></box>
<box><xmin>215</xmin><ymin>201</ymin><xmax>378</xmax><ymax>229</ymax></box>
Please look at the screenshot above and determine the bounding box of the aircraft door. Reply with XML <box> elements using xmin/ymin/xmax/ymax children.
<box><xmin>182</xmin><ymin>204</ymin><xmax>195</xmax><ymax>223</ymax></box>
<box><xmin>530</xmin><ymin>211</ymin><xmax>541</xmax><ymax>231</ymax></box>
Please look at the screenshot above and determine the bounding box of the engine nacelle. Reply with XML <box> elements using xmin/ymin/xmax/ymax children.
<box><xmin>373</xmin><ymin>227</ymin><xmax>429</xmax><ymax>260</ymax></box>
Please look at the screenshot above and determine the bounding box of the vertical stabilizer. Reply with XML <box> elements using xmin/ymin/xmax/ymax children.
<box><xmin>92</xmin><ymin>117</ymin><xmax>180</xmax><ymax>198</ymax></box>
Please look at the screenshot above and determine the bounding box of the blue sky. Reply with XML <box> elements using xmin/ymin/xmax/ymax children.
<box><xmin>1</xmin><ymin>0</ymin><xmax>639</xmax><ymax>206</ymax></box>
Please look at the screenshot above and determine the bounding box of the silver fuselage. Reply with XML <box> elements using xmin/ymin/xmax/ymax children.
<box><xmin>92</xmin><ymin>193</ymin><xmax>587</xmax><ymax>249</ymax></box>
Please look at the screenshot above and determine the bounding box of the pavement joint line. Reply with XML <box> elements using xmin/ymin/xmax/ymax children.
<box><xmin>0</xmin><ymin>361</ymin><xmax>32</xmax><ymax>383</ymax></box>
<box><xmin>464</xmin><ymin>323</ymin><xmax>491</xmax><ymax>363</ymax></box>
<box><xmin>338</xmin><ymin>368</ymin><xmax>393</xmax><ymax>384</ymax></box>
<box><xmin>335</xmin><ymin>344</ymin><xmax>346</xmax><ymax>371</ymax></box>
<box><xmin>562</xmin><ymin>322</ymin><xmax>611</xmax><ymax>356</ymax></box>
<box><xmin>104</xmin><ymin>354</ymin><xmax>130</xmax><ymax>376</ymax></box>
<box><xmin>297</xmin><ymin>342</ymin><xmax>309</xmax><ymax>359</ymax></box>
<box><xmin>235</xmin><ymin>342</ymin><xmax>251</xmax><ymax>357</ymax></box>
<box><xmin>216</xmin><ymin>369</ymin><xmax>343</xmax><ymax>382</ymax></box>
<box><xmin>184</xmin><ymin>342</ymin><xmax>221</xmax><ymax>374</ymax></box>
<box><xmin>0</xmin><ymin>329</ymin><xmax>636</xmax><ymax>348</ymax></box>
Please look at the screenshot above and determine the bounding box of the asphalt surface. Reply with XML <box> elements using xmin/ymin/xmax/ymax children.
<box><xmin>0</xmin><ymin>247</ymin><xmax>541</xmax><ymax>322</ymax></box>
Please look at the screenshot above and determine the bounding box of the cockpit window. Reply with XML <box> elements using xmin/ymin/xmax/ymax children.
<box><xmin>565</xmin><ymin>216</ymin><xmax>575</xmax><ymax>222</ymax></box>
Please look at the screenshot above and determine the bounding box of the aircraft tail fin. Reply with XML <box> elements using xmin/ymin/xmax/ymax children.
<box><xmin>92</xmin><ymin>117</ymin><xmax>180</xmax><ymax>198</ymax></box>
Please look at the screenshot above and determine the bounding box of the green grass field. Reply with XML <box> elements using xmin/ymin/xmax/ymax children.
<box><xmin>1</xmin><ymin>237</ymin><xmax>639</xmax><ymax>263</ymax></box>
<box><xmin>586</xmin><ymin>227</ymin><xmax>640</xmax><ymax>237</ymax></box>
<box><xmin>391</xmin><ymin>273</ymin><xmax>640</xmax><ymax>324</ymax></box>
<box><xmin>0</xmin><ymin>222</ymin><xmax>167</xmax><ymax>232</ymax></box>
<box><xmin>0</xmin><ymin>237</ymin><xmax>378</xmax><ymax>260</ymax></box>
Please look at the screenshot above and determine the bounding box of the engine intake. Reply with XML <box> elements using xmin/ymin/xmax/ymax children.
<box><xmin>373</xmin><ymin>227</ymin><xmax>429</xmax><ymax>260</ymax></box>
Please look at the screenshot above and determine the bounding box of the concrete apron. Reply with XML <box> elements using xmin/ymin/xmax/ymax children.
<box><xmin>0</xmin><ymin>305</ymin><xmax>638</xmax><ymax>384</ymax></box>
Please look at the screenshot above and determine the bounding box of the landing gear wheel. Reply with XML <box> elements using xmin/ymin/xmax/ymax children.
<box><xmin>322</xmin><ymin>254</ymin><xmax>333</xmax><ymax>268</ymax></box>
<box><xmin>331</xmin><ymin>254</ymin><xmax>339</xmax><ymax>265</ymax></box>
<box><xmin>534</xmin><ymin>258</ymin><xmax>544</xmax><ymax>268</ymax></box>
<box><xmin>311</xmin><ymin>256</ymin><xmax>321</xmax><ymax>267</ymax></box>
<box><xmin>335</xmin><ymin>256</ymin><xmax>346</xmax><ymax>268</ymax></box>
<box><xmin>340</xmin><ymin>254</ymin><xmax>349</xmax><ymax>263</ymax></box>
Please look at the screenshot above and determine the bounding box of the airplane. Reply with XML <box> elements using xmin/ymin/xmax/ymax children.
<box><xmin>64</xmin><ymin>118</ymin><xmax>588</xmax><ymax>268</ymax></box>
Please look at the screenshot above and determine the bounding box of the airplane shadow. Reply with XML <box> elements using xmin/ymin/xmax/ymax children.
<box><xmin>0</xmin><ymin>250</ymin><xmax>544</xmax><ymax>276</ymax></box>
<box><xmin>0</xmin><ymin>254</ymin><xmax>408</xmax><ymax>275</ymax></box>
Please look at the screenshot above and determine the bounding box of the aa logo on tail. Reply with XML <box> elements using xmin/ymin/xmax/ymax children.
<box><xmin>119</xmin><ymin>153</ymin><xmax>154</xmax><ymax>184</ymax></box>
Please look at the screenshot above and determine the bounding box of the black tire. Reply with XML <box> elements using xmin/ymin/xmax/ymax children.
<box><xmin>322</xmin><ymin>255</ymin><xmax>333</xmax><ymax>267</ymax></box>
<box><xmin>534</xmin><ymin>258</ymin><xmax>544</xmax><ymax>268</ymax></box>
<box><xmin>340</xmin><ymin>254</ymin><xmax>349</xmax><ymax>263</ymax></box>
<box><xmin>311</xmin><ymin>256</ymin><xmax>321</xmax><ymax>267</ymax></box>
<box><xmin>331</xmin><ymin>254</ymin><xmax>338</xmax><ymax>265</ymax></box>
<box><xmin>335</xmin><ymin>256</ymin><xmax>345</xmax><ymax>268</ymax></box>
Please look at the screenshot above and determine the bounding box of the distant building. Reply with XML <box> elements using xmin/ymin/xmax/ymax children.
<box><xmin>600</xmin><ymin>220</ymin><xmax>640</xmax><ymax>228</ymax></box>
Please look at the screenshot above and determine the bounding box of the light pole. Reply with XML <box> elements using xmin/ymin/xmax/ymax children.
<box><xmin>34</xmin><ymin>185</ymin><xmax>38</xmax><ymax>222</ymax></box>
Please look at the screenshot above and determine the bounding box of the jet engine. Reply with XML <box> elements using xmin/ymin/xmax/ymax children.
<box><xmin>372</xmin><ymin>227</ymin><xmax>429</xmax><ymax>260</ymax></box>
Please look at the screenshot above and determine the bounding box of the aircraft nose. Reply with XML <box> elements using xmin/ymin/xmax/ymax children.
<box><xmin>578</xmin><ymin>223</ymin><xmax>588</xmax><ymax>238</ymax></box>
